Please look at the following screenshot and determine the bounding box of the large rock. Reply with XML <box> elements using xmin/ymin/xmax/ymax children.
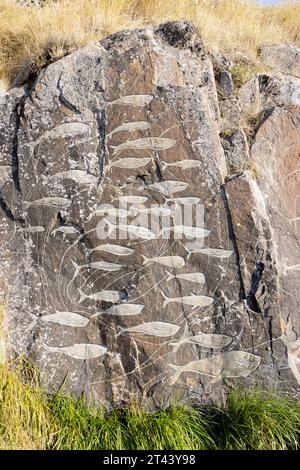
<box><xmin>259</xmin><ymin>44</ymin><xmax>300</xmax><ymax>78</ymax></box>
<box><xmin>0</xmin><ymin>21</ymin><xmax>299</xmax><ymax>407</ymax></box>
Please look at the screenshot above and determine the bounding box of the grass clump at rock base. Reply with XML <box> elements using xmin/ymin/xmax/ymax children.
<box><xmin>0</xmin><ymin>360</ymin><xmax>299</xmax><ymax>450</ymax></box>
<box><xmin>0</xmin><ymin>359</ymin><xmax>55</xmax><ymax>449</ymax></box>
<box><xmin>209</xmin><ymin>389</ymin><xmax>300</xmax><ymax>450</ymax></box>
<box><xmin>49</xmin><ymin>396</ymin><xmax>214</xmax><ymax>450</ymax></box>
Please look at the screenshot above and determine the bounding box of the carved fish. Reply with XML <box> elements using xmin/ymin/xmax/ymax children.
<box><xmin>109</xmin><ymin>95</ymin><xmax>153</xmax><ymax>106</ymax></box>
<box><xmin>110</xmin><ymin>157</ymin><xmax>151</xmax><ymax>169</ymax></box>
<box><xmin>95</xmin><ymin>205</ymin><xmax>136</xmax><ymax>217</ymax></box>
<box><xmin>91</xmin><ymin>244</ymin><xmax>135</xmax><ymax>256</ymax></box>
<box><xmin>142</xmin><ymin>180</ymin><xmax>188</xmax><ymax>197</ymax></box>
<box><xmin>116</xmin><ymin>195</ymin><xmax>148</xmax><ymax>204</ymax></box>
<box><xmin>20</xmin><ymin>226</ymin><xmax>45</xmax><ymax>233</ymax></box>
<box><xmin>111</xmin><ymin>137</ymin><xmax>176</xmax><ymax>154</ymax></box>
<box><xmin>146</xmin><ymin>181</ymin><xmax>189</xmax><ymax>197</ymax></box>
<box><xmin>168</xmin><ymin>351</ymin><xmax>261</xmax><ymax>384</ymax></box>
<box><xmin>142</xmin><ymin>255</ymin><xmax>185</xmax><ymax>269</ymax></box>
<box><xmin>72</xmin><ymin>260</ymin><xmax>125</xmax><ymax>276</ymax></box>
<box><xmin>161</xmin><ymin>291</ymin><xmax>213</xmax><ymax>309</ymax></box>
<box><xmin>286</xmin><ymin>264</ymin><xmax>300</xmax><ymax>272</ymax></box>
<box><xmin>41</xmin><ymin>312</ymin><xmax>90</xmax><ymax>327</ymax></box>
<box><xmin>161</xmin><ymin>226</ymin><xmax>210</xmax><ymax>238</ymax></box>
<box><xmin>166</xmin><ymin>271</ymin><xmax>205</xmax><ymax>284</ymax></box>
<box><xmin>47</xmin><ymin>343</ymin><xmax>107</xmax><ymax>360</ymax></box>
<box><xmin>24</xmin><ymin>197</ymin><xmax>72</xmax><ymax>209</ymax></box>
<box><xmin>51</xmin><ymin>226</ymin><xmax>80</xmax><ymax>237</ymax></box>
<box><xmin>117</xmin><ymin>321</ymin><xmax>180</xmax><ymax>337</ymax></box>
<box><xmin>161</xmin><ymin>159</ymin><xmax>201</xmax><ymax>170</ymax></box>
<box><xmin>49</xmin><ymin>170</ymin><xmax>99</xmax><ymax>185</ymax></box>
<box><xmin>135</xmin><ymin>207</ymin><xmax>173</xmax><ymax>217</ymax></box>
<box><xmin>166</xmin><ymin>197</ymin><xmax>201</xmax><ymax>205</ymax></box>
<box><xmin>104</xmin><ymin>219</ymin><xmax>156</xmax><ymax>240</ymax></box>
<box><xmin>36</xmin><ymin>123</ymin><xmax>90</xmax><ymax>143</ymax></box>
<box><xmin>169</xmin><ymin>333</ymin><xmax>233</xmax><ymax>352</ymax></box>
<box><xmin>187</xmin><ymin>248</ymin><xmax>233</xmax><ymax>259</ymax></box>
<box><xmin>107</xmin><ymin>121</ymin><xmax>151</xmax><ymax>139</ymax></box>
<box><xmin>94</xmin><ymin>304</ymin><xmax>144</xmax><ymax>317</ymax></box>
<box><xmin>78</xmin><ymin>289</ymin><xmax>123</xmax><ymax>304</ymax></box>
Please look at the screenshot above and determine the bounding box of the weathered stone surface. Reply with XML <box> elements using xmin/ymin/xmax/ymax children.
<box><xmin>217</xmin><ymin>71</ymin><xmax>234</xmax><ymax>98</ymax></box>
<box><xmin>259</xmin><ymin>44</ymin><xmax>300</xmax><ymax>78</ymax></box>
<box><xmin>0</xmin><ymin>21</ymin><xmax>300</xmax><ymax>407</ymax></box>
<box><xmin>250</xmin><ymin>106</ymin><xmax>300</xmax><ymax>387</ymax></box>
<box><xmin>239</xmin><ymin>74</ymin><xmax>300</xmax><ymax>116</ymax></box>
<box><xmin>222</xmin><ymin>129</ymin><xmax>250</xmax><ymax>173</ymax></box>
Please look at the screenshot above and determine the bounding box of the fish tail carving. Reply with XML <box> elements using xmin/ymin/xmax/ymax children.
<box><xmin>116</xmin><ymin>326</ymin><xmax>125</xmax><ymax>337</ymax></box>
<box><xmin>168</xmin><ymin>363</ymin><xmax>183</xmax><ymax>384</ymax></box>
<box><xmin>169</xmin><ymin>341</ymin><xmax>180</xmax><ymax>353</ymax></box>
<box><xmin>161</xmin><ymin>290</ymin><xmax>170</xmax><ymax>308</ymax></box>
<box><xmin>71</xmin><ymin>260</ymin><xmax>81</xmax><ymax>277</ymax></box>
<box><xmin>78</xmin><ymin>289</ymin><xmax>87</xmax><ymax>304</ymax></box>
<box><xmin>141</xmin><ymin>255</ymin><xmax>149</xmax><ymax>265</ymax></box>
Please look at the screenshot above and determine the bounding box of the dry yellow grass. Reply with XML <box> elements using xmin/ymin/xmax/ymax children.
<box><xmin>0</xmin><ymin>1</ymin><xmax>300</xmax><ymax>87</ymax></box>
<box><xmin>0</xmin><ymin>305</ymin><xmax>7</xmax><ymax>364</ymax></box>
<box><xmin>0</xmin><ymin>359</ymin><xmax>55</xmax><ymax>449</ymax></box>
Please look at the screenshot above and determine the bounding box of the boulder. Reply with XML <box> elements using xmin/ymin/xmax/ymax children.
<box><xmin>0</xmin><ymin>21</ymin><xmax>299</xmax><ymax>407</ymax></box>
<box><xmin>222</xmin><ymin>129</ymin><xmax>250</xmax><ymax>173</ymax></box>
<box><xmin>259</xmin><ymin>44</ymin><xmax>300</xmax><ymax>78</ymax></box>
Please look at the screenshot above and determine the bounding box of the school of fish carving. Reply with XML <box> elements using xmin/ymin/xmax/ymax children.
<box><xmin>24</xmin><ymin>88</ymin><xmax>261</xmax><ymax>392</ymax></box>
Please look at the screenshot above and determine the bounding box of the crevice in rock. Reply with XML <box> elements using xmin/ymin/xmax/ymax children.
<box><xmin>268</xmin><ymin>315</ymin><xmax>274</xmax><ymax>355</ymax></box>
<box><xmin>0</xmin><ymin>194</ymin><xmax>16</xmax><ymax>221</ymax></box>
<box><xmin>154</xmin><ymin>159</ymin><xmax>163</xmax><ymax>181</ymax></box>
<box><xmin>246</xmin><ymin>108</ymin><xmax>274</xmax><ymax>144</ymax></box>
<box><xmin>10</xmin><ymin>96</ymin><xmax>26</xmax><ymax>193</ymax></box>
<box><xmin>135</xmin><ymin>174</ymin><xmax>147</xmax><ymax>184</ymax></box>
<box><xmin>246</xmin><ymin>261</ymin><xmax>265</xmax><ymax>313</ymax></box>
<box><xmin>56</xmin><ymin>211</ymin><xmax>84</xmax><ymax>234</ymax></box>
<box><xmin>57</xmin><ymin>73</ymin><xmax>81</xmax><ymax>114</ymax></box>
<box><xmin>95</xmin><ymin>109</ymin><xmax>107</xmax><ymax>178</ymax></box>
<box><xmin>58</xmin><ymin>92</ymin><xmax>81</xmax><ymax>114</ymax></box>
<box><xmin>258</xmin><ymin>74</ymin><xmax>271</xmax><ymax>93</ymax></box>
<box><xmin>221</xmin><ymin>184</ymin><xmax>246</xmax><ymax>301</ymax></box>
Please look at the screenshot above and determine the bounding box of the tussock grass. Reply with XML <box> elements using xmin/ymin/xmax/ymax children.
<box><xmin>1</xmin><ymin>1</ymin><xmax>300</xmax><ymax>87</ymax></box>
<box><xmin>0</xmin><ymin>361</ymin><xmax>299</xmax><ymax>449</ymax></box>
<box><xmin>0</xmin><ymin>359</ymin><xmax>55</xmax><ymax>449</ymax></box>
<box><xmin>49</xmin><ymin>395</ymin><xmax>126</xmax><ymax>450</ymax></box>
<box><xmin>123</xmin><ymin>403</ymin><xmax>215</xmax><ymax>450</ymax></box>
<box><xmin>210</xmin><ymin>388</ymin><xmax>300</xmax><ymax>450</ymax></box>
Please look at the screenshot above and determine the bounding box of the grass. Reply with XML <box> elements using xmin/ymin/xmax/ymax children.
<box><xmin>230</xmin><ymin>62</ymin><xmax>262</xmax><ymax>88</ymax></box>
<box><xmin>1</xmin><ymin>1</ymin><xmax>300</xmax><ymax>87</ymax></box>
<box><xmin>0</xmin><ymin>360</ymin><xmax>299</xmax><ymax>450</ymax></box>
<box><xmin>0</xmin><ymin>359</ymin><xmax>55</xmax><ymax>449</ymax></box>
<box><xmin>211</xmin><ymin>389</ymin><xmax>300</xmax><ymax>450</ymax></box>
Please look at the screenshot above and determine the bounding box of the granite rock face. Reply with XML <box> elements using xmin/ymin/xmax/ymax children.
<box><xmin>259</xmin><ymin>44</ymin><xmax>300</xmax><ymax>78</ymax></box>
<box><xmin>0</xmin><ymin>21</ymin><xmax>299</xmax><ymax>407</ymax></box>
